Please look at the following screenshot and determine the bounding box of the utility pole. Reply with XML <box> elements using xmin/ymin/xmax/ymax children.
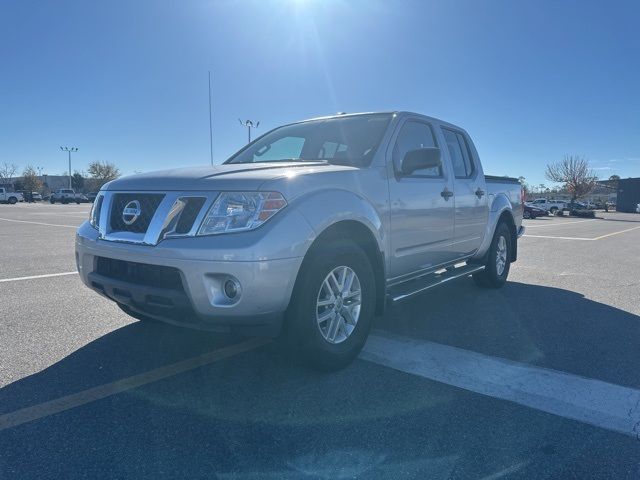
<box><xmin>208</xmin><ymin>71</ymin><xmax>214</xmax><ymax>166</ymax></box>
<box><xmin>238</xmin><ymin>119</ymin><xmax>259</xmax><ymax>143</ymax></box>
<box><xmin>60</xmin><ymin>146</ymin><xmax>78</xmax><ymax>189</ymax></box>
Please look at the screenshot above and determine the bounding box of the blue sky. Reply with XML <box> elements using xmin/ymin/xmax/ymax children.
<box><xmin>1</xmin><ymin>0</ymin><xmax>639</xmax><ymax>186</ymax></box>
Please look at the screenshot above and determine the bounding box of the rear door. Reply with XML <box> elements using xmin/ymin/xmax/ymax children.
<box><xmin>387</xmin><ymin>118</ymin><xmax>456</xmax><ymax>280</ymax></box>
<box><xmin>441</xmin><ymin>128</ymin><xmax>489</xmax><ymax>257</ymax></box>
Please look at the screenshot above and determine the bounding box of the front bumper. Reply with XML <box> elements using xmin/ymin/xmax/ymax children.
<box><xmin>75</xmin><ymin>222</ymin><xmax>304</xmax><ymax>336</ymax></box>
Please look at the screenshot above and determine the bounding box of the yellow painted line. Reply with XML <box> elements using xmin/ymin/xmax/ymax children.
<box><xmin>0</xmin><ymin>337</ymin><xmax>270</xmax><ymax>431</ymax></box>
<box><xmin>592</xmin><ymin>225</ymin><xmax>640</xmax><ymax>240</ymax></box>
<box><xmin>0</xmin><ymin>217</ymin><xmax>76</xmax><ymax>228</ymax></box>
<box><xmin>0</xmin><ymin>272</ymin><xmax>78</xmax><ymax>283</ymax></box>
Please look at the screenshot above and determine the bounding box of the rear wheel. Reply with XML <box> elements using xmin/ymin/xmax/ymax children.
<box><xmin>550</xmin><ymin>207</ymin><xmax>558</xmax><ymax>215</ymax></box>
<box><xmin>473</xmin><ymin>222</ymin><xmax>512</xmax><ymax>289</ymax></box>
<box><xmin>284</xmin><ymin>240</ymin><xmax>376</xmax><ymax>371</ymax></box>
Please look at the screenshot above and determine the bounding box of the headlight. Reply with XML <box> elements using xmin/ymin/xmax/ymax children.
<box><xmin>89</xmin><ymin>194</ymin><xmax>103</xmax><ymax>229</ymax></box>
<box><xmin>197</xmin><ymin>191</ymin><xmax>287</xmax><ymax>236</ymax></box>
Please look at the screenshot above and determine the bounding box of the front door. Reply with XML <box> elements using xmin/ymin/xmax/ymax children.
<box><xmin>387</xmin><ymin>119</ymin><xmax>456</xmax><ymax>280</ymax></box>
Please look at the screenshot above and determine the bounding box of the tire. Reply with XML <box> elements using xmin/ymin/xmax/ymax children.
<box><xmin>75</xmin><ymin>199</ymin><xmax>80</xmax><ymax>204</ymax></box>
<box><xmin>50</xmin><ymin>198</ymin><xmax>55</xmax><ymax>204</ymax></box>
<box><xmin>473</xmin><ymin>222</ymin><xmax>512</xmax><ymax>289</ymax></box>
<box><xmin>523</xmin><ymin>210</ymin><xmax>531</xmax><ymax>219</ymax></box>
<box><xmin>550</xmin><ymin>207</ymin><xmax>558</xmax><ymax>215</ymax></box>
<box><xmin>8</xmin><ymin>196</ymin><xmax>17</xmax><ymax>205</ymax></box>
<box><xmin>284</xmin><ymin>240</ymin><xmax>376</xmax><ymax>371</ymax></box>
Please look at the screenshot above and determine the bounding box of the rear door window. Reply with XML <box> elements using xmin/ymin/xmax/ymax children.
<box><xmin>443</xmin><ymin>128</ymin><xmax>475</xmax><ymax>178</ymax></box>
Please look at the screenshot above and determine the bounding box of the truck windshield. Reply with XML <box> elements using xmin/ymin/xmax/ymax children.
<box><xmin>226</xmin><ymin>113</ymin><xmax>392</xmax><ymax>166</ymax></box>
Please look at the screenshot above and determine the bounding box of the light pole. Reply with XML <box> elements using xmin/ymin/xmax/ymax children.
<box><xmin>238</xmin><ymin>119</ymin><xmax>259</xmax><ymax>143</ymax></box>
<box><xmin>208</xmin><ymin>71</ymin><xmax>214</xmax><ymax>166</ymax></box>
<box><xmin>60</xmin><ymin>146</ymin><xmax>78</xmax><ymax>189</ymax></box>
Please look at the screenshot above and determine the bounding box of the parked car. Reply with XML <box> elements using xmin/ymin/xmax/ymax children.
<box><xmin>0</xmin><ymin>187</ymin><xmax>23</xmax><ymax>204</ymax></box>
<box><xmin>565</xmin><ymin>201</ymin><xmax>589</xmax><ymax>211</ymax></box>
<box><xmin>85</xmin><ymin>192</ymin><xmax>99</xmax><ymax>202</ymax></box>
<box><xmin>636</xmin><ymin>203</ymin><xmax>640</xmax><ymax>213</ymax></box>
<box><xmin>50</xmin><ymin>189</ymin><xmax>84</xmax><ymax>204</ymax></box>
<box><xmin>32</xmin><ymin>192</ymin><xmax>42</xmax><ymax>201</ymax></box>
<box><xmin>76</xmin><ymin>111</ymin><xmax>524</xmax><ymax>370</ymax></box>
<box><xmin>529</xmin><ymin>198</ymin><xmax>566</xmax><ymax>215</ymax></box>
<box><xmin>523</xmin><ymin>203</ymin><xmax>547</xmax><ymax>219</ymax></box>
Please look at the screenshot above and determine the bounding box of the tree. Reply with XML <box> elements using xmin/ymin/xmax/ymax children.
<box><xmin>72</xmin><ymin>171</ymin><xmax>85</xmax><ymax>191</ymax></box>
<box><xmin>545</xmin><ymin>155</ymin><xmax>596</xmax><ymax>201</ymax></box>
<box><xmin>87</xmin><ymin>161</ymin><xmax>120</xmax><ymax>189</ymax></box>
<box><xmin>609</xmin><ymin>174</ymin><xmax>620</xmax><ymax>181</ymax></box>
<box><xmin>0</xmin><ymin>162</ymin><xmax>18</xmax><ymax>186</ymax></box>
<box><xmin>22</xmin><ymin>166</ymin><xmax>43</xmax><ymax>194</ymax></box>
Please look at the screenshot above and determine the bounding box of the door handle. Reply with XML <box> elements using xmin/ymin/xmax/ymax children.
<box><xmin>475</xmin><ymin>188</ymin><xmax>485</xmax><ymax>198</ymax></box>
<box><xmin>440</xmin><ymin>188</ymin><xmax>454</xmax><ymax>200</ymax></box>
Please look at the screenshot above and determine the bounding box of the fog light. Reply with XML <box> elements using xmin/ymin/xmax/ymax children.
<box><xmin>223</xmin><ymin>279</ymin><xmax>240</xmax><ymax>299</ymax></box>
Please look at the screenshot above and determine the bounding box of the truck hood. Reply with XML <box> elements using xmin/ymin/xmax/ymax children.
<box><xmin>103</xmin><ymin>162</ymin><xmax>354</xmax><ymax>191</ymax></box>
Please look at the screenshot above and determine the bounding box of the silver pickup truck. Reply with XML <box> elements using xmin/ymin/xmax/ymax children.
<box><xmin>76</xmin><ymin>112</ymin><xmax>524</xmax><ymax>369</ymax></box>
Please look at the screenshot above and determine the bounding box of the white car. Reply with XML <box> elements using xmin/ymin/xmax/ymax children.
<box><xmin>529</xmin><ymin>198</ymin><xmax>566</xmax><ymax>215</ymax></box>
<box><xmin>0</xmin><ymin>187</ymin><xmax>23</xmax><ymax>204</ymax></box>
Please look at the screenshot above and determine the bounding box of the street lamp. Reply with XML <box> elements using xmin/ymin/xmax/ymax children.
<box><xmin>238</xmin><ymin>119</ymin><xmax>259</xmax><ymax>143</ymax></box>
<box><xmin>60</xmin><ymin>146</ymin><xmax>78</xmax><ymax>189</ymax></box>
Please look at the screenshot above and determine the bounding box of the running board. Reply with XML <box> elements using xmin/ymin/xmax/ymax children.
<box><xmin>388</xmin><ymin>263</ymin><xmax>485</xmax><ymax>303</ymax></box>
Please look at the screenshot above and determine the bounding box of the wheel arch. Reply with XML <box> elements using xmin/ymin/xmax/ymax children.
<box><xmin>289</xmin><ymin>219</ymin><xmax>386</xmax><ymax>316</ymax></box>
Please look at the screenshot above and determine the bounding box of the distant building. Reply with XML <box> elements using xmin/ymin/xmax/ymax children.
<box><xmin>616</xmin><ymin>177</ymin><xmax>640</xmax><ymax>213</ymax></box>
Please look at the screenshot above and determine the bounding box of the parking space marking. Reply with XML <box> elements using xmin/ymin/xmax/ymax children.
<box><xmin>0</xmin><ymin>217</ymin><xmax>76</xmax><ymax>228</ymax></box>
<box><xmin>0</xmin><ymin>337</ymin><xmax>270</xmax><ymax>432</ymax></box>
<box><xmin>592</xmin><ymin>225</ymin><xmax>640</xmax><ymax>240</ymax></box>
<box><xmin>524</xmin><ymin>219</ymin><xmax>596</xmax><ymax>228</ymax></box>
<box><xmin>362</xmin><ymin>333</ymin><xmax>640</xmax><ymax>438</ymax></box>
<box><xmin>0</xmin><ymin>272</ymin><xmax>78</xmax><ymax>283</ymax></box>
<box><xmin>523</xmin><ymin>234</ymin><xmax>593</xmax><ymax>241</ymax></box>
<box><xmin>524</xmin><ymin>225</ymin><xmax>640</xmax><ymax>241</ymax></box>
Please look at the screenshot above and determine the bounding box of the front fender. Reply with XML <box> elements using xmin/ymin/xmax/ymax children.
<box><xmin>292</xmin><ymin>189</ymin><xmax>385</xmax><ymax>254</ymax></box>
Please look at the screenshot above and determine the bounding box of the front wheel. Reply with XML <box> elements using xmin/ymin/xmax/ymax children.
<box><xmin>473</xmin><ymin>222</ymin><xmax>512</xmax><ymax>289</ymax></box>
<box><xmin>8</xmin><ymin>196</ymin><xmax>17</xmax><ymax>205</ymax></box>
<box><xmin>550</xmin><ymin>207</ymin><xmax>558</xmax><ymax>216</ymax></box>
<box><xmin>523</xmin><ymin>210</ymin><xmax>531</xmax><ymax>219</ymax></box>
<box><xmin>284</xmin><ymin>241</ymin><xmax>376</xmax><ymax>371</ymax></box>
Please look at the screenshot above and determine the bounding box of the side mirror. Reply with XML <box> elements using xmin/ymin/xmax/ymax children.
<box><xmin>401</xmin><ymin>148</ymin><xmax>441</xmax><ymax>175</ymax></box>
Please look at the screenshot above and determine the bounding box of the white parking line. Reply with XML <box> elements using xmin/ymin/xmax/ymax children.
<box><xmin>524</xmin><ymin>219</ymin><xmax>596</xmax><ymax>228</ymax></box>
<box><xmin>362</xmin><ymin>333</ymin><xmax>640</xmax><ymax>438</ymax></box>
<box><xmin>0</xmin><ymin>272</ymin><xmax>78</xmax><ymax>283</ymax></box>
<box><xmin>0</xmin><ymin>217</ymin><xmax>76</xmax><ymax>228</ymax></box>
<box><xmin>524</xmin><ymin>234</ymin><xmax>593</xmax><ymax>241</ymax></box>
<box><xmin>593</xmin><ymin>225</ymin><xmax>640</xmax><ymax>240</ymax></box>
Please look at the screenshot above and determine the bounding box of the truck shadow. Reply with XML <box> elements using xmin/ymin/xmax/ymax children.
<box><xmin>1</xmin><ymin>282</ymin><xmax>640</xmax><ymax>479</ymax></box>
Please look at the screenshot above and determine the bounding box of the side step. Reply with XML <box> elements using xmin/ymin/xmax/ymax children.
<box><xmin>388</xmin><ymin>263</ymin><xmax>485</xmax><ymax>303</ymax></box>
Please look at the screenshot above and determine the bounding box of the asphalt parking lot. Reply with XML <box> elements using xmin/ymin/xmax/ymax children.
<box><xmin>1</xmin><ymin>202</ymin><xmax>640</xmax><ymax>479</ymax></box>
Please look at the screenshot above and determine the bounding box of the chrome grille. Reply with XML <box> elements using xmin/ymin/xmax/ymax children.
<box><xmin>109</xmin><ymin>193</ymin><xmax>165</xmax><ymax>233</ymax></box>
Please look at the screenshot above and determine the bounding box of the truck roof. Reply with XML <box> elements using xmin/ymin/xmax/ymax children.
<box><xmin>297</xmin><ymin>111</ymin><xmax>468</xmax><ymax>135</ymax></box>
